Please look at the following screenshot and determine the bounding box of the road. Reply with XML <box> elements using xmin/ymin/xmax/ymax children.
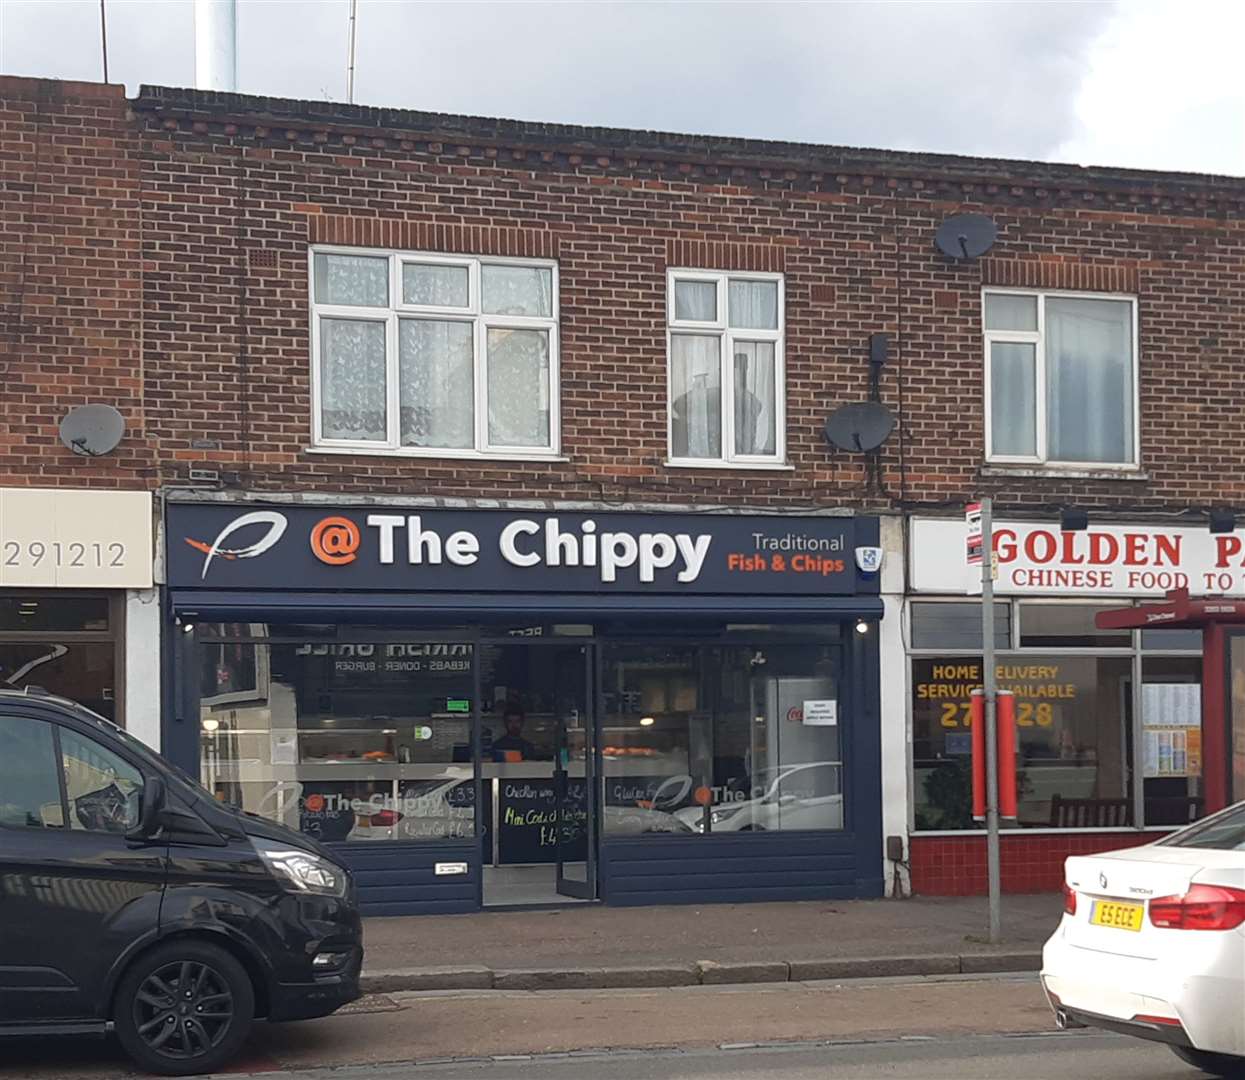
<box><xmin>251</xmin><ymin>1035</ymin><xmax>1190</xmax><ymax>1080</ymax></box>
<box><xmin>0</xmin><ymin>975</ymin><xmax>1201</xmax><ymax>1080</ymax></box>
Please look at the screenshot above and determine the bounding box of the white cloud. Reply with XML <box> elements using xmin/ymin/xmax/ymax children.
<box><xmin>1056</xmin><ymin>0</ymin><xmax>1245</xmax><ymax>175</ymax></box>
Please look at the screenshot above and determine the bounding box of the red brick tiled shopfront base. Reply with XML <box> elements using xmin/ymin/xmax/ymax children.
<box><xmin>910</xmin><ymin>832</ymin><xmax>1169</xmax><ymax>895</ymax></box>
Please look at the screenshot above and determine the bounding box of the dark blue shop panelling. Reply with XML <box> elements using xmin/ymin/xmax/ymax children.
<box><xmin>328</xmin><ymin>841</ymin><xmax>481</xmax><ymax>916</ymax></box>
<box><xmin>601</xmin><ymin>832</ymin><xmax>865</xmax><ymax>906</ymax></box>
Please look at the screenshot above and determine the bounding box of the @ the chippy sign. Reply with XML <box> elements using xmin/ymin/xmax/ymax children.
<box><xmin>170</xmin><ymin>505</ymin><xmax>875</xmax><ymax>596</ymax></box>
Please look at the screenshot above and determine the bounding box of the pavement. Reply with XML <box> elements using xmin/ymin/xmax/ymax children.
<box><xmin>360</xmin><ymin>893</ymin><xmax>1059</xmax><ymax>992</ymax></box>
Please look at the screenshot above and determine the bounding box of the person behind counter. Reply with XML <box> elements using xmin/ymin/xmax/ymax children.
<box><xmin>491</xmin><ymin>707</ymin><xmax>539</xmax><ymax>762</ymax></box>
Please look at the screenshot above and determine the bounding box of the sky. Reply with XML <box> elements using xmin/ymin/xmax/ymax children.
<box><xmin>0</xmin><ymin>0</ymin><xmax>1242</xmax><ymax>176</ymax></box>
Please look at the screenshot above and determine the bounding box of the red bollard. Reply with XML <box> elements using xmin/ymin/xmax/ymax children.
<box><xmin>970</xmin><ymin>688</ymin><xmax>985</xmax><ymax>821</ymax></box>
<box><xmin>997</xmin><ymin>690</ymin><xmax>1017</xmax><ymax>821</ymax></box>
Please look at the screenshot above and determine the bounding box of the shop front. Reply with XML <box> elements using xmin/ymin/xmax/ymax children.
<box><xmin>0</xmin><ymin>488</ymin><xmax>159</xmax><ymax>746</ymax></box>
<box><xmin>164</xmin><ymin>500</ymin><xmax>884</xmax><ymax>915</ymax></box>
<box><xmin>906</xmin><ymin>517</ymin><xmax>1225</xmax><ymax>895</ymax></box>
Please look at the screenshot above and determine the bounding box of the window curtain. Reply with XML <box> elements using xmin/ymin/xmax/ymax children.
<box><xmin>727</xmin><ymin>281</ymin><xmax>778</xmax><ymax>330</ymax></box>
<box><xmin>486</xmin><ymin>328</ymin><xmax>550</xmax><ymax>447</ymax></box>
<box><xmin>675</xmin><ymin>281</ymin><xmax>717</xmax><ymax>322</ymax></box>
<box><xmin>1046</xmin><ymin>298</ymin><xmax>1133</xmax><ymax>462</ymax></box>
<box><xmin>733</xmin><ymin>342</ymin><xmax>776</xmax><ymax>455</ymax></box>
<box><xmin>482</xmin><ymin>266</ymin><xmax>553</xmax><ymax>317</ymax></box>
<box><xmin>399</xmin><ymin>320</ymin><xmax>474</xmax><ymax>448</ymax></box>
<box><xmin>990</xmin><ymin>342</ymin><xmax>1037</xmax><ymax>456</ymax></box>
<box><xmin>671</xmin><ymin>335</ymin><xmax>721</xmax><ymax>458</ymax></box>
<box><xmin>319</xmin><ymin>318</ymin><xmax>386</xmax><ymax>441</ymax></box>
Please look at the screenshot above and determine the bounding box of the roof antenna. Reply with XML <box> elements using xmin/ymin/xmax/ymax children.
<box><xmin>99</xmin><ymin>0</ymin><xmax>110</xmax><ymax>83</ymax></box>
<box><xmin>346</xmin><ymin>0</ymin><xmax>359</xmax><ymax>103</ymax></box>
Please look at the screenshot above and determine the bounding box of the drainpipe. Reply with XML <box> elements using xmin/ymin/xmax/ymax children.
<box><xmin>194</xmin><ymin>0</ymin><xmax>237</xmax><ymax>92</ymax></box>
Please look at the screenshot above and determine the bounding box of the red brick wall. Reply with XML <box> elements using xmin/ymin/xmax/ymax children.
<box><xmin>6</xmin><ymin>75</ymin><xmax>1245</xmax><ymax>516</ymax></box>
<box><xmin>0</xmin><ymin>77</ymin><xmax>152</xmax><ymax>488</ymax></box>
<box><xmin>910</xmin><ymin>832</ymin><xmax>1169</xmax><ymax>896</ymax></box>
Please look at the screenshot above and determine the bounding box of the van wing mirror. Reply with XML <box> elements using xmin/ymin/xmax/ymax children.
<box><xmin>127</xmin><ymin>774</ymin><xmax>166</xmax><ymax>841</ymax></box>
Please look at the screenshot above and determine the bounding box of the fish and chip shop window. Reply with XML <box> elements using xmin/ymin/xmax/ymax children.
<box><xmin>198</xmin><ymin>625</ymin><xmax>477</xmax><ymax>843</ymax></box>
<box><xmin>602</xmin><ymin>640</ymin><xmax>844</xmax><ymax>836</ymax></box>
<box><xmin>909</xmin><ymin>601</ymin><xmax>1203</xmax><ymax>832</ymax></box>
<box><xmin>194</xmin><ymin>621</ymin><xmax>855</xmax><ymax>847</ymax></box>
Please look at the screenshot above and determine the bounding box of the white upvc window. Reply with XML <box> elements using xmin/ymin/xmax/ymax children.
<box><xmin>309</xmin><ymin>247</ymin><xmax>560</xmax><ymax>458</ymax></box>
<box><xmin>983</xmin><ymin>288</ymin><xmax>1139</xmax><ymax>468</ymax></box>
<box><xmin>666</xmin><ymin>269</ymin><xmax>785</xmax><ymax>467</ymax></box>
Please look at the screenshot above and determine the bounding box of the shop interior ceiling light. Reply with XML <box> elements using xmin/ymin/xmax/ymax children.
<box><xmin>855</xmin><ymin>618</ymin><xmax>870</xmax><ymax>634</ymax></box>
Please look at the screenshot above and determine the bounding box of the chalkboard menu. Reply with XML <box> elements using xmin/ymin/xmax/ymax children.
<box><xmin>496</xmin><ymin>778</ymin><xmax>587</xmax><ymax>865</ymax></box>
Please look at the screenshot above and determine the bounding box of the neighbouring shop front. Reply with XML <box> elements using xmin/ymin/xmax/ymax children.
<box><xmin>164</xmin><ymin>500</ymin><xmax>884</xmax><ymax>915</ymax></box>
<box><xmin>905</xmin><ymin>516</ymin><xmax>1236</xmax><ymax>895</ymax></box>
<box><xmin>0</xmin><ymin>489</ymin><xmax>158</xmax><ymax>745</ymax></box>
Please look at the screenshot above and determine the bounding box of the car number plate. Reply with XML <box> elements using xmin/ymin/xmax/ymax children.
<box><xmin>1091</xmin><ymin>899</ymin><xmax>1144</xmax><ymax>931</ymax></box>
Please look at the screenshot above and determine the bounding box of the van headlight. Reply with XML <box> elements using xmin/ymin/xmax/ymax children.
<box><xmin>253</xmin><ymin>838</ymin><xmax>348</xmax><ymax>897</ymax></box>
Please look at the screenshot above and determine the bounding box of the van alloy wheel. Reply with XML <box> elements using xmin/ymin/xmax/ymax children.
<box><xmin>114</xmin><ymin>940</ymin><xmax>254</xmax><ymax>1076</ymax></box>
<box><xmin>133</xmin><ymin>960</ymin><xmax>235</xmax><ymax>1059</ymax></box>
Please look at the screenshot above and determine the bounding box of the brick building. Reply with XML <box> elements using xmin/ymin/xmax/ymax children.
<box><xmin>4</xmin><ymin>73</ymin><xmax>1245</xmax><ymax>913</ymax></box>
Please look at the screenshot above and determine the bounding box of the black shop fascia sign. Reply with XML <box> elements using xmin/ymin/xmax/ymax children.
<box><xmin>166</xmin><ymin>504</ymin><xmax>881</xmax><ymax>596</ymax></box>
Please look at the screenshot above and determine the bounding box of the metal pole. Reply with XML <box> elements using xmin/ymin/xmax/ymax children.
<box><xmin>194</xmin><ymin>0</ymin><xmax>237</xmax><ymax>92</ymax></box>
<box><xmin>981</xmin><ymin>496</ymin><xmax>1002</xmax><ymax>943</ymax></box>
<box><xmin>99</xmin><ymin>0</ymin><xmax>110</xmax><ymax>83</ymax></box>
<box><xmin>346</xmin><ymin>0</ymin><xmax>359</xmax><ymax>104</ymax></box>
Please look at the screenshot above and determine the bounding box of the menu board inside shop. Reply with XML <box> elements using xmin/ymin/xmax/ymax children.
<box><xmin>1142</xmin><ymin>683</ymin><xmax>1202</xmax><ymax>778</ymax></box>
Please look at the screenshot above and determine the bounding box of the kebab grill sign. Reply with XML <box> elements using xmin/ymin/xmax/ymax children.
<box><xmin>910</xmin><ymin>518</ymin><xmax>1245</xmax><ymax>597</ymax></box>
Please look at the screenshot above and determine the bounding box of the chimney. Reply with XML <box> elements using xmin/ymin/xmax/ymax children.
<box><xmin>194</xmin><ymin>0</ymin><xmax>237</xmax><ymax>92</ymax></box>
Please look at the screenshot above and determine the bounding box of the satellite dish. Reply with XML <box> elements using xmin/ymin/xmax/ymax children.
<box><xmin>935</xmin><ymin>213</ymin><xmax>997</xmax><ymax>260</ymax></box>
<box><xmin>824</xmin><ymin>401</ymin><xmax>895</xmax><ymax>453</ymax></box>
<box><xmin>59</xmin><ymin>404</ymin><xmax>126</xmax><ymax>457</ymax></box>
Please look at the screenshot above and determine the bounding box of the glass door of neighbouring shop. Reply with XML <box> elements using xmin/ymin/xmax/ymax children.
<box><xmin>480</xmin><ymin>638</ymin><xmax>597</xmax><ymax>906</ymax></box>
<box><xmin>1229</xmin><ymin>631</ymin><xmax>1245</xmax><ymax>804</ymax></box>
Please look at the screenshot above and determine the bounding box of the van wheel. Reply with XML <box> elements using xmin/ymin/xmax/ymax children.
<box><xmin>1171</xmin><ymin>1046</ymin><xmax>1245</xmax><ymax>1078</ymax></box>
<box><xmin>113</xmin><ymin>941</ymin><xmax>255</xmax><ymax>1077</ymax></box>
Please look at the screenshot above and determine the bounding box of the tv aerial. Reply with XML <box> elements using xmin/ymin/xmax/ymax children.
<box><xmin>59</xmin><ymin>404</ymin><xmax>126</xmax><ymax>457</ymax></box>
<box><xmin>935</xmin><ymin>213</ymin><xmax>997</xmax><ymax>260</ymax></box>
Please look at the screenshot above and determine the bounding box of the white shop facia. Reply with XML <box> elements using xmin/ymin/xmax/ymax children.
<box><xmin>0</xmin><ymin>488</ymin><xmax>160</xmax><ymax>749</ymax></box>
<box><xmin>905</xmin><ymin>517</ymin><xmax>1206</xmax><ymax>835</ymax></box>
<box><xmin>911</xmin><ymin>518</ymin><xmax>1245</xmax><ymax>597</ymax></box>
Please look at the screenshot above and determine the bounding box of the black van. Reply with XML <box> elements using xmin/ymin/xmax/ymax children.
<box><xmin>0</xmin><ymin>688</ymin><xmax>363</xmax><ymax>1076</ymax></box>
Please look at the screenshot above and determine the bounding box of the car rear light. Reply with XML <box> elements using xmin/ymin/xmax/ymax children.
<box><xmin>368</xmin><ymin>809</ymin><xmax>403</xmax><ymax>827</ymax></box>
<box><xmin>1132</xmin><ymin>1013</ymin><xmax>1182</xmax><ymax>1027</ymax></box>
<box><xmin>1148</xmin><ymin>884</ymin><xmax>1245</xmax><ymax>931</ymax></box>
<box><xmin>1062</xmin><ymin>881</ymin><xmax>1077</xmax><ymax>916</ymax></box>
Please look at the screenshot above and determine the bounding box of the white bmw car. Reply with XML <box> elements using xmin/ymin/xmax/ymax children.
<box><xmin>1042</xmin><ymin>801</ymin><xmax>1245</xmax><ymax>1078</ymax></box>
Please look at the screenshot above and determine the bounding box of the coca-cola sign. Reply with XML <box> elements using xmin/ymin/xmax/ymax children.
<box><xmin>911</xmin><ymin>518</ymin><xmax>1245</xmax><ymax>597</ymax></box>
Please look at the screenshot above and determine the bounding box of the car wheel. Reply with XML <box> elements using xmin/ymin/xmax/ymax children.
<box><xmin>113</xmin><ymin>940</ymin><xmax>255</xmax><ymax>1077</ymax></box>
<box><xmin>1171</xmin><ymin>1046</ymin><xmax>1245</xmax><ymax>1079</ymax></box>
